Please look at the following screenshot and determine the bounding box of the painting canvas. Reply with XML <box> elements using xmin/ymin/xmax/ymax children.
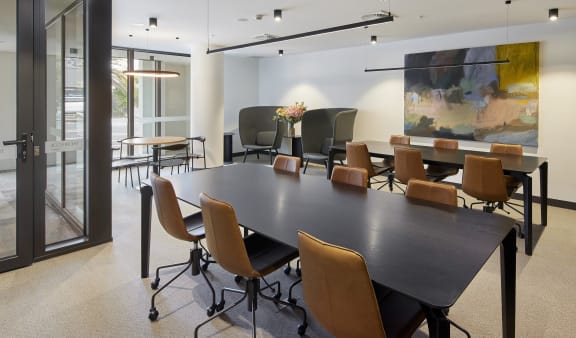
<box><xmin>404</xmin><ymin>42</ymin><xmax>539</xmax><ymax>146</ymax></box>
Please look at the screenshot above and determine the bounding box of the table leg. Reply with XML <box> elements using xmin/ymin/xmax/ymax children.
<box><xmin>500</xmin><ymin>228</ymin><xmax>516</xmax><ymax>338</ymax></box>
<box><xmin>152</xmin><ymin>146</ymin><xmax>160</xmax><ymax>175</ymax></box>
<box><xmin>540</xmin><ymin>162</ymin><xmax>548</xmax><ymax>226</ymax></box>
<box><xmin>141</xmin><ymin>184</ymin><xmax>153</xmax><ymax>278</ymax></box>
<box><xmin>327</xmin><ymin>148</ymin><xmax>335</xmax><ymax>179</ymax></box>
<box><xmin>522</xmin><ymin>174</ymin><xmax>533</xmax><ymax>255</ymax></box>
<box><xmin>425</xmin><ymin>308</ymin><xmax>450</xmax><ymax>338</ymax></box>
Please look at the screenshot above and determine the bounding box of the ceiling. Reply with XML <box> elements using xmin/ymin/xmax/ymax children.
<box><xmin>112</xmin><ymin>0</ymin><xmax>576</xmax><ymax>57</ymax></box>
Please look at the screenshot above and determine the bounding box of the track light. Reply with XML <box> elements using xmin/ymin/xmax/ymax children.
<box><xmin>274</xmin><ymin>9</ymin><xmax>282</xmax><ymax>22</ymax></box>
<box><xmin>371</xmin><ymin>35</ymin><xmax>377</xmax><ymax>45</ymax></box>
<box><xmin>278</xmin><ymin>49</ymin><xmax>284</xmax><ymax>56</ymax></box>
<box><xmin>549</xmin><ymin>8</ymin><xmax>558</xmax><ymax>21</ymax></box>
<box><xmin>149</xmin><ymin>17</ymin><xmax>157</xmax><ymax>28</ymax></box>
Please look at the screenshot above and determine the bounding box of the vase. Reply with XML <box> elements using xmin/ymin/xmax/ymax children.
<box><xmin>287</xmin><ymin>123</ymin><xmax>295</xmax><ymax>137</ymax></box>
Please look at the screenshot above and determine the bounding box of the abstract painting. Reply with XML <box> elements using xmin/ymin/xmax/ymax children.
<box><xmin>404</xmin><ymin>42</ymin><xmax>539</xmax><ymax>146</ymax></box>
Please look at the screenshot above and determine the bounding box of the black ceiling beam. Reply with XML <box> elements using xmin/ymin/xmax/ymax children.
<box><xmin>207</xmin><ymin>15</ymin><xmax>394</xmax><ymax>54</ymax></box>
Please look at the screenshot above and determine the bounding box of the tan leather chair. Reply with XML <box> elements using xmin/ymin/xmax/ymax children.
<box><xmin>346</xmin><ymin>142</ymin><xmax>391</xmax><ymax>189</ymax></box>
<box><xmin>426</xmin><ymin>139</ymin><xmax>460</xmax><ymax>181</ymax></box>
<box><xmin>380</xmin><ymin>135</ymin><xmax>411</xmax><ymax>173</ymax></box>
<box><xmin>331</xmin><ymin>166</ymin><xmax>368</xmax><ymax>188</ymax></box>
<box><xmin>297</xmin><ymin>231</ymin><xmax>425</xmax><ymax>338</ymax></box>
<box><xmin>195</xmin><ymin>193</ymin><xmax>308</xmax><ymax>337</ymax></box>
<box><xmin>462</xmin><ymin>154</ymin><xmax>524</xmax><ymax>237</ymax></box>
<box><xmin>148</xmin><ymin>174</ymin><xmax>216</xmax><ymax>321</ymax></box>
<box><xmin>272</xmin><ymin>154</ymin><xmax>301</xmax><ymax>174</ymax></box>
<box><xmin>491</xmin><ymin>143</ymin><xmax>523</xmax><ymax>156</ymax></box>
<box><xmin>406</xmin><ymin>179</ymin><xmax>457</xmax><ymax>207</ymax></box>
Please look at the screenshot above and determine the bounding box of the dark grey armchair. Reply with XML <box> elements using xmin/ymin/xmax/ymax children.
<box><xmin>301</xmin><ymin>108</ymin><xmax>357</xmax><ymax>173</ymax></box>
<box><xmin>239</xmin><ymin>106</ymin><xmax>285</xmax><ymax>164</ymax></box>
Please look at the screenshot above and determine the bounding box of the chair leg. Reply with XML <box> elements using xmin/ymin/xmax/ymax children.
<box><xmin>194</xmin><ymin>289</ymin><xmax>248</xmax><ymax>338</ymax></box>
<box><xmin>149</xmin><ymin>261</ymin><xmax>193</xmax><ymax>321</ymax></box>
<box><xmin>303</xmin><ymin>159</ymin><xmax>310</xmax><ymax>174</ymax></box>
<box><xmin>258</xmin><ymin>280</ymin><xmax>308</xmax><ymax>336</ymax></box>
<box><xmin>287</xmin><ymin>278</ymin><xmax>302</xmax><ymax>304</ymax></box>
<box><xmin>269</xmin><ymin>150</ymin><xmax>273</xmax><ymax>165</ymax></box>
<box><xmin>243</xmin><ymin>149</ymin><xmax>248</xmax><ymax>163</ymax></box>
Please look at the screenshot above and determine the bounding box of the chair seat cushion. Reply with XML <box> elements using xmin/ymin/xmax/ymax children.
<box><xmin>304</xmin><ymin>152</ymin><xmax>329</xmax><ymax>161</ymax></box>
<box><xmin>372</xmin><ymin>282</ymin><xmax>426</xmax><ymax>338</ymax></box>
<box><xmin>244</xmin><ymin>144</ymin><xmax>273</xmax><ymax>150</ymax></box>
<box><xmin>256</xmin><ymin>131</ymin><xmax>276</xmax><ymax>146</ymax></box>
<box><xmin>426</xmin><ymin>165</ymin><xmax>459</xmax><ymax>180</ymax></box>
<box><xmin>183</xmin><ymin>213</ymin><xmax>206</xmax><ymax>239</ymax></box>
<box><xmin>244</xmin><ymin>233</ymin><xmax>299</xmax><ymax>276</ymax></box>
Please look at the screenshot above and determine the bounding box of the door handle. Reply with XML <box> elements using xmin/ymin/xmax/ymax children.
<box><xmin>2</xmin><ymin>133</ymin><xmax>29</xmax><ymax>160</ymax></box>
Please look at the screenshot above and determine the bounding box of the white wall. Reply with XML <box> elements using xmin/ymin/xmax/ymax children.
<box><xmin>224</xmin><ymin>56</ymin><xmax>260</xmax><ymax>153</ymax></box>
<box><xmin>255</xmin><ymin>19</ymin><xmax>576</xmax><ymax>202</ymax></box>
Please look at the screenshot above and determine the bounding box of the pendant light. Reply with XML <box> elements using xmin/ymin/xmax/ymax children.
<box><xmin>123</xmin><ymin>18</ymin><xmax>181</xmax><ymax>78</ymax></box>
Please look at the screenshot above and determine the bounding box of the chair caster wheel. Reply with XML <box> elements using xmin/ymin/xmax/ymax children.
<box><xmin>234</xmin><ymin>275</ymin><xmax>243</xmax><ymax>283</ymax></box>
<box><xmin>288</xmin><ymin>297</ymin><xmax>297</xmax><ymax>304</ymax></box>
<box><xmin>206</xmin><ymin>305</ymin><xmax>216</xmax><ymax>316</ymax></box>
<box><xmin>284</xmin><ymin>266</ymin><xmax>291</xmax><ymax>275</ymax></box>
<box><xmin>297</xmin><ymin>323</ymin><xmax>308</xmax><ymax>336</ymax></box>
<box><xmin>150</xmin><ymin>278</ymin><xmax>160</xmax><ymax>290</ymax></box>
<box><xmin>296</xmin><ymin>268</ymin><xmax>301</xmax><ymax>277</ymax></box>
<box><xmin>149</xmin><ymin>308</ymin><xmax>159</xmax><ymax>321</ymax></box>
<box><xmin>216</xmin><ymin>300</ymin><xmax>225</xmax><ymax>312</ymax></box>
<box><xmin>518</xmin><ymin>232</ymin><xmax>525</xmax><ymax>239</ymax></box>
<box><xmin>201</xmin><ymin>263</ymin><xmax>210</xmax><ymax>271</ymax></box>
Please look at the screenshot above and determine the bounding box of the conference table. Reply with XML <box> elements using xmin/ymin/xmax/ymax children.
<box><xmin>140</xmin><ymin>164</ymin><xmax>516</xmax><ymax>338</ymax></box>
<box><xmin>122</xmin><ymin>136</ymin><xmax>186</xmax><ymax>175</ymax></box>
<box><xmin>329</xmin><ymin>140</ymin><xmax>548</xmax><ymax>255</ymax></box>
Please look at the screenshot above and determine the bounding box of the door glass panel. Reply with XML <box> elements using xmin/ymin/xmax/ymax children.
<box><xmin>45</xmin><ymin>3</ymin><xmax>85</xmax><ymax>246</ymax></box>
<box><xmin>0</xmin><ymin>0</ymin><xmax>17</xmax><ymax>259</ymax></box>
<box><xmin>112</xmin><ymin>49</ymin><xmax>128</xmax><ymax>146</ymax></box>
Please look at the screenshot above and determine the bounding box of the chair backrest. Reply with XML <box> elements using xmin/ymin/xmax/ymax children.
<box><xmin>298</xmin><ymin>231</ymin><xmax>386</xmax><ymax>338</ymax></box>
<box><xmin>434</xmin><ymin>138</ymin><xmax>458</xmax><ymax>150</ymax></box>
<box><xmin>238</xmin><ymin>106</ymin><xmax>285</xmax><ymax>147</ymax></box>
<box><xmin>272</xmin><ymin>155</ymin><xmax>301</xmax><ymax>174</ymax></box>
<box><xmin>199</xmin><ymin>193</ymin><xmax>258</xmax><ymax>278</ymax></box>
<box><xmin>490</xmin><ymin>143</ymin><xmax>523</xmax><ymax>156</ymax></box>
<box><xmin>406</xmin><ymin>179</ymin><xmax>457</xmax><ymax>206</ymax></box>
<box><xmin>302</xmin><ymin>108</ymin><xmax>357</xmax><ymax>155</ymax></box>
<box><xmin>394</xmin><ymin>147</ymin><xmax>426</xmax><ymax>184</ymax></box>
<box><xmin>462</xmin><ymin>154</ymin><xmax>509</xmax><ymax>202</ymax></box>
<box><xmin>331</xmin><ymin>166</ymin><xmax>368</xmax><ymax>188</ymax></box>
<box><xmin>149</xmin><ymin>174</ymin><xmax>198</xmax><ymax>242</ymax></box>
<box><xmin>346</xmin><ymin>142</ymin><xmax>376</xmax><ymax>177</ymax></box>
<box><xmin>390</xmin><ymin>135</ymin><xmax>410</xmax><ymax>145</ymax></box>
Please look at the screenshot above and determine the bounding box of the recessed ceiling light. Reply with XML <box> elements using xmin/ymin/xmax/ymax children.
<box><xmin>237</xmin><ymin>18</ymin><xmax>248</xmax><ymax>22</ymax></box>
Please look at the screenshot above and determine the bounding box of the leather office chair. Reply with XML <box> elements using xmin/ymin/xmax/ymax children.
<box><xmin>195</xmin><ymin>193</ymin><xmax>308</xmax><ymax>338</ymax></box>
<box><xmin>272</xmin><ymin>154</ymin><xmax>301</xmax><ymax>174</ymax></box>
<box><xmin>148</xmin><ymin>174</ymin><xmax>216</xmax><ymax>321</ymax></box>
<box><xmin>346</xmin><ymin>142</ymin><xmax>390</xmax><ymax>189</ymax></box>
<box><xmin>491</xmin><ymin>143</ymin><xmax>523</xmax><ymax>156</ymax></box>
<box><xmin>462</xmin><ymin>154</ymin><xmax>524</xmax><ymax>238</ymax></box>
<box><xmin>406</xmin><ymin>179</ymin><xmax>457</xmax><ymax>207</ymax></box>
<box><xmin>297</xmin><ymin>231</ymin><xmax>426</xmax><ymax>338</ymax></box>
<box><xmin>380</xmin><ymin>134</ymin><xmax>411</xmax><ymax>169</ymax></box>
<box><xmin>331</xmin><ymin>166</ymin><xmax>368</xmax><ymax>188</ymax></box>
<box><xmin>392</xmin><ymin>147</ymin><xmax>442</xmax><ymax>192</ymax></box>
<box><xmin>426</xmin><ymin>139</ymin><xmax>460</xmax><ymax>181</ymax></box>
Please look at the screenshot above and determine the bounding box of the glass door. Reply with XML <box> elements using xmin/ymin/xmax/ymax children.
<box><xmin>0</xmin><ymin>0</ymin><xmax>35</xmax><ymax>271</ymax></box>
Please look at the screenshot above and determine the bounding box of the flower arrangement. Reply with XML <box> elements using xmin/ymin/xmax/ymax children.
<box><xmin>274</xmin><ymin>102</ymin><xmax>307</xmax><ymax>125</ymax></box>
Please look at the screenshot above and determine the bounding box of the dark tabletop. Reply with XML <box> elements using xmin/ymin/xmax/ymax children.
<box><xmin>332</xmin><ymin>140</ymin><xmax>547</xmax><ymax>174</ymax></box>
<box><xmin>166</xmin><ymin>164</ymin><xmax>514</xmax><ymax>309</ymax></box>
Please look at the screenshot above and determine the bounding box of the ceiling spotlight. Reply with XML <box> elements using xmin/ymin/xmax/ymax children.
<box><xmin>549</xmin><ymin>8</ymin><xmax>558</xmax><ymax>21</ymax></box>
<box><xmin>371</xmin><ymin>35</ymin><xmax>377</xmax><ymax>44</ymax></box>
<box><xmin>274</xmin><ymin>9</ymin><xmax>282</xmax><ymax>22</ymax></box>
<box><xmin>149</xmin><ymin>17</ymin><xmax>158</xmax><ymax>28</ymax></box>
<box><xmin>278</xmin><ymin>49</ymin><xmax>284</xmax><ymax>56</ymax></box>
